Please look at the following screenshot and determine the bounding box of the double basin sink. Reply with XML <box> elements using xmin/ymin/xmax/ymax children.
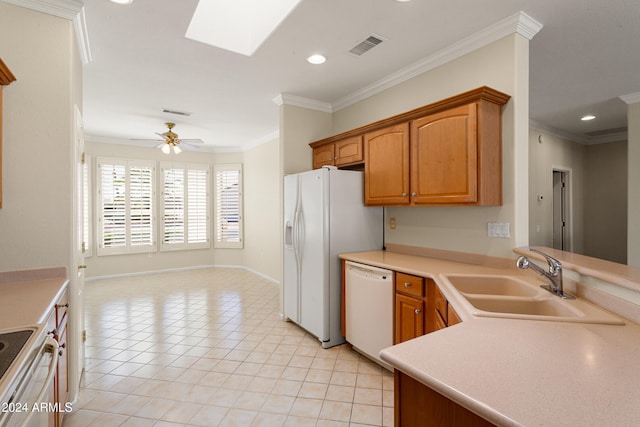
<box><xmin>441</xmin><ymin>274</ymin><xmax>624</xmax><ymax>325</ymax></box>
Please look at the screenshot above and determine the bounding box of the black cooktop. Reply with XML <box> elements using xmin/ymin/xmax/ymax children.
<box><xmin>0</xmin><ymin>330</ymin><xmax>33</xmax><ymax>379</ymax></box>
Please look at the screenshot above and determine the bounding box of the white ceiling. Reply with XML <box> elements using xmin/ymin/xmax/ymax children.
<box><xmin>76</xmin><ymin>0</ymin><xmax>640</xmax><ymax>150</ymax></box>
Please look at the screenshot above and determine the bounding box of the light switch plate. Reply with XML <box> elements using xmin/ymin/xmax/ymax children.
<box><xmin>488</xmin><ymin>222</ymin><xmax>511</xmax><ymax>238</ymax></box>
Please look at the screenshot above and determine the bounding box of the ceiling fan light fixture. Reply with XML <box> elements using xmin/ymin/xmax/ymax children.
<box><xmin>173</xmin><ymin>145</ymin><xmax>182</xmax><ymax>154</ymax></box>
<box><xmin>161</xmin><ymin>144</ymin><xmax>171</xmax><ymax>154</ymax></box>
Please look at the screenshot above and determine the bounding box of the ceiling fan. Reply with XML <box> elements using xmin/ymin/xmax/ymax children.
<box><xmin>154</xmin><ymin>122</ymin><xmax>204</xmax><ymax>154</ymax></box>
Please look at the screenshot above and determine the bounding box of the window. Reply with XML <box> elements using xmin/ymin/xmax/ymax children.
<box><xmin>214</xmin><ymin>164</ymin><xmax>243</xmax><ymax>248</ymax></box>
<box><xmin>160</xmin><ymin>163</ymin><xmax>210</xmax><ymax>251</ymax></box>
<box><xmin>97</xmin><ymin>158</ymin><xmax>155</xmax><ymax>255</ymax></box>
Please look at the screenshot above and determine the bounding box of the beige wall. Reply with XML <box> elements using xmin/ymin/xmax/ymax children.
<box><xmin>584</xmin><ymin>141</ymin><xmax>627</xmax><ymax>264</ymax></box>
<box><xmin>280</xmin><ymin>104</ymin><xmax>332</xmax><ymax>174</ymax></box>
<box><xmin>84</xmin><ymin>141</ymin><xmax>245</xmax><ymax>278</ymax></box>
<box><xmin>331</xmin><ymin>34</ymin><xmax>530</xmax><ymax>257</ymax></box>
<box><xmin>627</xmin><ymin>102</ymin><xmax>640</xmax><ymax>268</ymax></box>
<box><xmin>243</xmin><ymin>137</ymin><xmax>281</xmax><ymax>282</ymax></box>
<box><xmin>0</xmin><ymin>3</ymin><xmax>77</xmax><ymax>272</ymax></box>
<box><xmin>528</xmin><ymin>128</ymin><xmax>586</xmax><ymax>253</ymax></box>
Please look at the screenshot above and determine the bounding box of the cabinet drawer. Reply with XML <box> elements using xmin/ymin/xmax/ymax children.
<box><xmin>396</xmin><ymin>273</ymin><xmax>424</xmax><ymax>297</ymax></box>
<box><xmin>434</xmin><ymin>285</ymin><xmax>448</xmax><ymax>324</ymax></box>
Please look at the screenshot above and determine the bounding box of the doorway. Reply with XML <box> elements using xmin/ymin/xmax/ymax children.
<box><xmin>552</xmin><ymin>169</ymin><xmax>570</xmax><ymax>251</ymax></box>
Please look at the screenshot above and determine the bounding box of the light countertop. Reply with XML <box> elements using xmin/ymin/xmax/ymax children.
<box><xmin>0</xmin><ymin>267</ymin><xmax>68</xmax><ymax>329</ymax></box>
<box><xmin>340</xmin><ymin>248</ymin><xmax>640</xmax><ymax>426</ymax></box>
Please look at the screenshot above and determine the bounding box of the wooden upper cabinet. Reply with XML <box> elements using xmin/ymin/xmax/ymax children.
<box><xmin>312</xmin><ymin>143</ymin><xmax>335</xmax><ymax>169</ymax></box>
<box><xmin>364</xmin><ymin>123</ymin><xmax>410</xmax><ymax>205</ymax></box>
<box><xmin>311</xmin><ymin>135</ymin><xmax>363</xmax><ymax>169</ymax></box>
<box><xmin>309</xmin><ymin>87</ymin><xmax>509</xmax><ymax>206</ymax></box>
<box><xmin>411</xmin><ymin>104</ymin><xmax>478</xmax><ymax>204</ymax></box>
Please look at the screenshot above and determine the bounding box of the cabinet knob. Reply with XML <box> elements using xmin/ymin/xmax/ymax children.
<box><xmin>414</xmin><ymin>309</ymin><xmax>421</xmax><ymax>314</ymax></box>
<box><xmin>402</xmin><ymin>193</ymin><xmax>407</xmax><ymax>197</ymax></box>
<box><xmin>404</xmin><ymin>282</ymin><xmax>411</xmax><ymax>288</ymax></box>
<box><xmin>412</xmin><ymin>192</ymin><xmax>417</xmax><ymax>197</ymax></box>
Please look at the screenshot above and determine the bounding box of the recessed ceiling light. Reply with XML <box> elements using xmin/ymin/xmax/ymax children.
<box><xmin>307</xmin><ymin>54</ymin><xmax>326</xmax><ymax>65</ymax></box>
<box><xmin>581</xmin><ymin>114</ymin><xmax>596</xmax><ymax>121</ymax></box>
<box><xmin>110</xmin><ymin>0</ymin><xmax>133</xmax><ymax>4</ymax></box>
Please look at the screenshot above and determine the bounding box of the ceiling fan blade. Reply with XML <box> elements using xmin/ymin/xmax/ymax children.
<box><xmin>179</xmin><ymin>138</ymin><xmax>205</xmax><ymax>144</ymax></box>
<box><xmin>179</xmin><ymin>142</ymin><xmax>200</xmax><ymax>151</ymax></box>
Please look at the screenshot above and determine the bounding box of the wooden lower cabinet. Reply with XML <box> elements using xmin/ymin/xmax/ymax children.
<box><xmin>395</xmin><ymin>370</ymin><xmax>495</xmax><ymax>427</ymax></box>
<box><xmin>395</xmin><ymin>294</ymin><xmax>424</xmax><ymax>343</ymax></box>
<box><xmin>395</xmin><ymin>272</ymin><xmax>462</xmax><ymax>341</ymax></box>
<box><xmin>44</xmin><ymin>287</ymin><xmax>69</xmax><ymax>427</ymax></box>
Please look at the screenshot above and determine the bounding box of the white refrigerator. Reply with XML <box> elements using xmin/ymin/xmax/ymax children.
<box><xmin>283</xmin><ymin>167</ymin><xmax>383</xmax><ymax>348</ymax></box>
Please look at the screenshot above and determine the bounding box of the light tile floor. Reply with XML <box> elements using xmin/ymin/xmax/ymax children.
<box><xmin>63</xmin><ymin>268</ymin><xmax>394</xmax><ymax>427</ymax></box>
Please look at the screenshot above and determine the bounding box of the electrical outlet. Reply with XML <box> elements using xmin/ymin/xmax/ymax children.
<box><xmin>390</xmin><ymin>217</ymin><xmax>397</xmax><ymax>230</ymax></box>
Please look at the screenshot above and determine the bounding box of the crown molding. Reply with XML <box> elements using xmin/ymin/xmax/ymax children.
<box><xmin>2</xmin><ymin>0</ymin><xmax>92</xmax><ymax>64</ymax></box>
<box><xmin>74</xmin><ymin>7</ymin><xmax>92</xmax><ymax>64</ymax></box>
<box><xmin>620</xmin><ymin>92</ymin><xmax>640</xmax><ymax>105</ymax></box>
<box><xmin>2</xmin><ymin>0</ymin><xmax>83</xmax><ymax>20</ymax></box>
<box><xmin>333</xmin><ymin>11</ymin><xmax>543</xmax><ymax>111</ymax></box>
<box><xmin>529</xmin><ymin>120</ymin><xmax>628</xmax><ymax>145</ymax></box>
<box><xmin>273</xmin><ymin>94</ymin><xmax>332</xmax><ymax>113</ymax></box>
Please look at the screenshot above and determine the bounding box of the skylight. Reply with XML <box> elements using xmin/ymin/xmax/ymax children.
<box><xmin>186</xmin><ymin>0</ymin><xmax>303</xmax><ymax>56</ymax></box>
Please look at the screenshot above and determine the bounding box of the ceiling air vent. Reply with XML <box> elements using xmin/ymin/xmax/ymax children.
<box><xmin>349</xmin><ymin>34</ymin><xmax>385</xmax><ymax>56</ymax></box>
<box><xmin>162</xmin><ymin>108</ymin><xmax>192</xmax><ymax>117</ymax></box>
<box><xmin>584</xmin><ymin>126</ymin><xmax>627</xmax><ymax>137</ymax></box>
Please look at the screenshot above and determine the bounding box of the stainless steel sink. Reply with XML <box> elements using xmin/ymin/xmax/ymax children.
<box><xmin>441</xmin><ymin>274</ymin><xmax>625</xmax><ymax>325</ymax></box>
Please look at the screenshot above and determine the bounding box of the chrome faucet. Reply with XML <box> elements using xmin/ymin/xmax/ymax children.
<box><xmin>516</xmin><ymin>248</ymin><xmax>574</xmax><ymax>299</ymax></box>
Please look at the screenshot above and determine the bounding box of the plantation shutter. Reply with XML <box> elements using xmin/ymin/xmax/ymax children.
<box><xmin>161</xmin><ymin>163</ymin><xmax>210</xmax><ymax>250</ymax></box>
<box><xmin>187</xmin><ymin>168</ymin><xmax>209</xmax><ymax>244</ymax></box>
<box><xmin>130</xmin><ymin>165</ymin><xmax>154</xmax><ymax>246</ymax></box>
<box><xmin>97</xmin><ymin>157</ymin><xmax>155</xmax><ymax>255</ymax></box>
<box><xmin>214</xmin><ymin>164</ymin><xmax>243</xmax><ymax>248</ymax></box>
<box><xmin>99</xmin><ymin>162</ymin><xmax>126</xmax><ymax>251</ymax></box>
<box><xmin>162</xmin><ymin>167</ymin><xmax>185</xmax><ymax>246</ymax></box>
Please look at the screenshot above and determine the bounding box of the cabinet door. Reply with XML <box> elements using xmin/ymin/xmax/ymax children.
<box><xmin>411</xmin><ymin>103</ymin><xmax>478</xmax><ymax>204</ymax></box>
<box><xmin>312</xmin><ymin>144</ymin><xmax>335</xmax><ymax>169</ymax></box>
<box><xmin>448</xmin><ymin>305</ymin><xmax>462</xmax><ymax>326</ymax></box>
<box><xmin>364</xmin><ymin>123</ymin><xmax>410</xmax><ymax>205</ymax></box>
<box><xmin>335</xmin><ymin>136</ymin><xmax>363</xmax><ymax>166</ymax></box>
<box><xmin>56</xmin><ymin>319</ymin><xmax>68</xmax><ymax>427</ymax></box>
<box><xmin>395</xmin><ymin>294</ymin><xmax>424</xmax><ymax>344</ymax></box>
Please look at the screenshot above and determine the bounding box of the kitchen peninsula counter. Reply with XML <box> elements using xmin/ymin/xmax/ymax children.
<box><xmin>340</xmin><ymin>246</ymin><xmax>640</xmax><ymax>426</ymax></box>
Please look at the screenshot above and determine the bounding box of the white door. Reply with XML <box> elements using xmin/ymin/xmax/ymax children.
<box><xmin>70</xmin><ymin>105</ymin><xmax>86</xmax><ymax>401</ymax></box>
<box><xmin>297</xmin><ymin>170</ymin><xmax>328</xmax><ymax>341</ymax></box>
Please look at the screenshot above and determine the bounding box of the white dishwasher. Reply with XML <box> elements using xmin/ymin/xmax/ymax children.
<box><xmin>345</xmin><ymin>261</ymin><xmax>394</xmax><ymax>371</ymax></box>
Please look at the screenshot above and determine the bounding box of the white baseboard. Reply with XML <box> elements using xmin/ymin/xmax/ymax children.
<box><xmin>86</xmin><ymin>264</ymin><xmax>281</xmax><ymax>286</ymax></box>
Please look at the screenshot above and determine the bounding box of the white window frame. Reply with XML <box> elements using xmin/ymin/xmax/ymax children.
<box><xmin>214</xmin><ymin>164</ymin><xmax>243</xmax><ymax>249</ymax></box>
<box><xmin>160</xmin><ymin>162</ymin><xmax>211</xmax><ymax>251</ymax></box>
<box><xmin>96</xmin><ymin>157</ymin><xmax>156</xmax><ymax>256</ymax></box>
